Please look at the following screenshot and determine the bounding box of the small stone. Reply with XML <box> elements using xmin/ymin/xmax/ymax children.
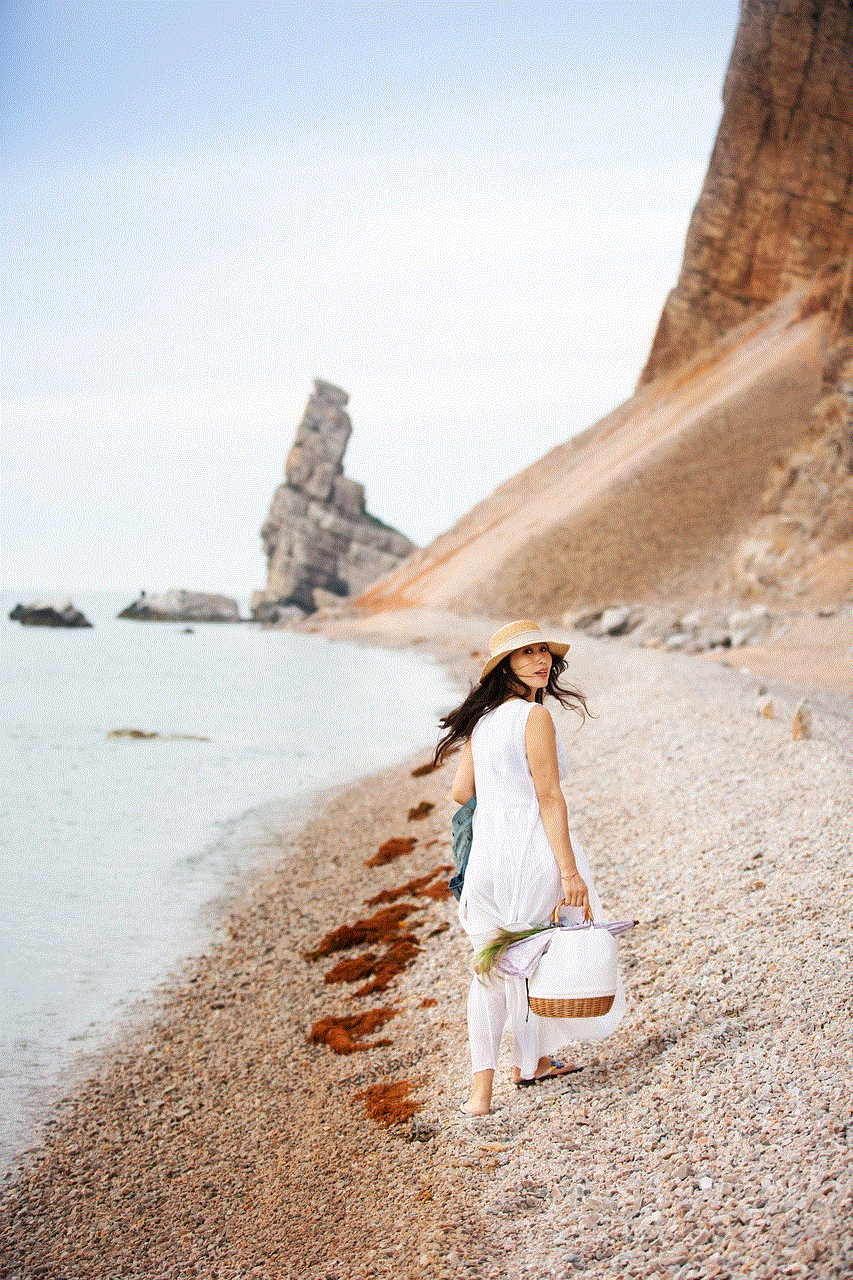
<box><xmin>598</xmin><ymin>605</ymin><xmax>633</xmax><ymax>636</ymax></box>
<box><xmin>757</xmin><ymin>699</ymin><xmax>774</xmax><ymax>719</ymax></box>
<box><xmin>792</xmin><ymin>700</ymin><xmax>812</xmax><ymax>740</ymax></box>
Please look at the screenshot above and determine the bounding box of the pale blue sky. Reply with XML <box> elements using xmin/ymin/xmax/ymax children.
<box><xmin>2</xmin><ymin>0</ymin><xmax>740</xmax><ymax>598</ymax></box>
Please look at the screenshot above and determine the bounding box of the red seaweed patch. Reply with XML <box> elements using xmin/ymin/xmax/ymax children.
<box><xmin>309</xmin><ymin>1008</ymin><xmax>396</xmax><ymax>1054</ymax></box>
<box><xmin>356</xmin><ymin>1079</ymin><xmax>423</xmax><ymax>1126</ymax></box>
<box><xmin>410</xmin><ymin>760</ymin><xmax>440</xmax><ymax>777</ymax></box>
<box><xmin>407</xmin><ymin>801</ymin><xmax>435</xmax><ymax>821</ymax></box>
<box><xmin>366</xmin><ymin>836</ymin><xmax>418</xmax><ymax>867</ymax></box>
<box><xmin>354</xmin><ymin>936</ymin><xmax>420</xmax><ymax>996</ymax></box>
<box><xmin>364</xmin><ymin>868</ymin><xmax>447</xmax><ymax>905</ymax></box>
<box><xmin>304</xmin><ymin>904</ymin><xmax>417</xmax><ymax>960</ymax></box>
<box><xmin>323</xmin><ymin>952</ymin><xmax>379</xmax><ymax>984</ymax></box>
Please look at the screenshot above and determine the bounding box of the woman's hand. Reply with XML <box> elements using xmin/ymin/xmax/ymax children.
<box><xmin>551</xmin><ymin>872</ymin><xmax>593</xmax><ymax>924</ymax></box>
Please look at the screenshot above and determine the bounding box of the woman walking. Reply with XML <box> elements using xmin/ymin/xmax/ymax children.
<box><xmin>435</xmin><ymin>620</ymin><xmax>625</xmax><ymax>1115</ymax></box>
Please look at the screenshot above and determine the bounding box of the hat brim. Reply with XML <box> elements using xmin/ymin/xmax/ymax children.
<box><xmin>479</xmin><ymin>637</ymin><xmax>570</xmax><ymax>682</ymax></box>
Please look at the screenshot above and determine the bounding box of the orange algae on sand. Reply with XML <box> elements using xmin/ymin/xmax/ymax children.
<box><xmin>323</xmin><ymin>936</ymin><xmax>421</xmax><ymax>994</ymax></box>
<box><xmin>323</xmin><ymin>952</ymin><xmax>379</xmax><ymax>984</ymax></box>
<box><xmin>354</xmin><ymin>936</ymin><xmax>420</xmax><ymax>996</ymax></box>
<box><xmin>411</xmin><ymin>759</ymin><xmax>441</xmax><ymax>777</ymax></box>
<box><xmin>356</xmin><ymin>1079</ymin><xmax>423</xmax><ymax>1127</ymax></box>
<box><xmin>407</xmin><ymin>801</ymin><xmax>435</xmax><ymax>821</ymax></box>
<box><xmin>304</xmin><ymin>904</ymin><xmax>417</xmax><ymax>960</ymax></box>
<box><xmin>309</xmin><ymin>1008</ymin><xmax>397</xmax><ymax>1054</ymax></box>
<box><xmin>366</xmin><ymin>837</ymin><xmax>417</xmax><ymax>866</ymax></box>
<box><xmin>364</xmin><ymin>867</ymin><xmax>449</xmax><ymax>905</ymax></box>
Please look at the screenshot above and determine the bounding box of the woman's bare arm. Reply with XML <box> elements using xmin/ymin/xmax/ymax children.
<box><xmin>450</xmin><ymin>737</ymin><xmax>475</xmax><ymax>804</ymax></box>
<box><xmin>525</xmin><ymin>704</ymin><xmax>591</xmax><ymax>921</ymax></box>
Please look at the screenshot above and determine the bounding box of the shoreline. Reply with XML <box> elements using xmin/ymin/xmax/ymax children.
<box><xmin>3</xmin><ymin>610</ymin><xmax>851</xmax><ymax>1279</ymax></box>
<box><xmin>0</xmin><ymin>623</ymin><xmax>456</xmax><ymax>1175</ymax></box>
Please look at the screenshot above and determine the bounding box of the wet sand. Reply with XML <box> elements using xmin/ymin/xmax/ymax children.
<box><xmin>2</xmin><ymin>611</ymin><xmax>851</xmax><ymax>1280</ymax></box>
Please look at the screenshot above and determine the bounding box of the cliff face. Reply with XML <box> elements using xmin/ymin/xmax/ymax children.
<box><xmin>252</xmin><ymin>381</ymin><xmax>416</xmax><ymax>619</ymax></box>
<box><xmin>641</xmin><ymin>0</ymin><xmax>853</xmax><ymax>384</ymax></box>
<box><xmin>356</xmin><ymin>285</ymin><xmax>850</xmax><ymax>617</ymax></box>
<box><xmin>720</xmin><ymin>336</ymin><xmax>853</xmax><ymax>603</ymax></box>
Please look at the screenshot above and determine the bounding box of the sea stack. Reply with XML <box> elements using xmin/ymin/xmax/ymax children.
<box><xmin>251</xmin><ymin>381</ymin><xmax>416</xmax><ymax>620</ymax></box>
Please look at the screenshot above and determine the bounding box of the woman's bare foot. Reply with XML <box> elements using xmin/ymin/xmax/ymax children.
<box><xmin>461</xmin><ymin>1068</ymin><xmax>494</xmax><ymax>1115</ymax></box>
<box><xmin>459</xmin><ymin>1097</ymin><xmax>490</xmax><ymax>1116</ymax></box>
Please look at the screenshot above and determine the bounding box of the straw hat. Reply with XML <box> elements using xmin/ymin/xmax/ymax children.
<box><xmin>479</xmin><ymin>620</ymin><xmax>570</xmax><ymax>682</ymax></box>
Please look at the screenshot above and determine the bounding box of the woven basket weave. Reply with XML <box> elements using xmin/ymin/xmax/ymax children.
<box><xmin>526</xmin><ymin>924</ymin><xmax>619</xmax><ymax>1019</ymax></box>
<box><xmin>528</xmin><ymin>992</ymin><xmax>615</xmax><ymax>1019</ymax></box>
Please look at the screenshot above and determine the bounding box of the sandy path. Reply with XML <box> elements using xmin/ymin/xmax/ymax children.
<box><xmin>2</xmin><ymin>614</ymin><xmax>851</xmax><ymax>1280</ymax></box>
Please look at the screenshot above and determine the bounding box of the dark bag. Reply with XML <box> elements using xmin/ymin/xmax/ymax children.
<box><xmin>448</xmin><ymin>795</ymin><xmax>476</xmax><ymax>901</ymax></box>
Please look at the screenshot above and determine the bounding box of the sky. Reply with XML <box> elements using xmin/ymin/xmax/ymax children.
<box><xmin>1</xmin><ymin>0</ymin><xmax>741</xmax><ymax>600</ymax></box>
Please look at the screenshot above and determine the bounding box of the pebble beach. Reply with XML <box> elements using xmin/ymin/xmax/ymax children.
<box><xmin>2</xmin><ymin>610</ymin><xmax>851</xmax><ymax>1280</ymax></box>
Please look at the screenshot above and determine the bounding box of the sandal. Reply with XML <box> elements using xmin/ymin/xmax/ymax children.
<box><xmin>516</xmin><ymin>1058</ymin><xmax>583</xmax><ymax>1088</ymax></box>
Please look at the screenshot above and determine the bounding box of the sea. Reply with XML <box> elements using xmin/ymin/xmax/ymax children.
<box><xmin>0</xmin><ymin>589</ymin><xmax>457</xmax><ymax>1170</ymax></box>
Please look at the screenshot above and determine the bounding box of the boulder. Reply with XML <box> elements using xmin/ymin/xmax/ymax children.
<box><xmin>792</xmin><ymin>699</ymin><xmax>813</xmax><ymax>740</ymax></box>
<box><xmin>597</xmin><ymin>605</ymin><xmax>633</xmax><ymax>637</ymax></box>
<box><xmin>9</xmin><ymin>598</ymin><xmax>92</xmax><ymax>627</ymax></box>
<box><xmin>117</xmin><ymin>591</ymin><xmax>242</xmax><ymax>622</ymax></box>
<box><xmin>253</xmin><ymin>381</ymin><xmax>416</xmax><ymax>618</ymax></box>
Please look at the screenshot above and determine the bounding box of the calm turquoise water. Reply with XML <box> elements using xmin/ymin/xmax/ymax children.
<box><xmin>0</xmin><ymin>590</ymin><xmax>455</xmax><ymax>1167</ymax></box>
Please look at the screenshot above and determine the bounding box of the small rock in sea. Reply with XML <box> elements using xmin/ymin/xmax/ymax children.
<box><xmin>117</xmin><ymin>590</ymin><xmax>242</xmax><ymax>622</ymax></box>
<box><xmin>757</xmin><ymin>699</ymin><xmax>774</xmax><ymax>719</ymax></box>
<box><xmin>9</xmin><ymin>598</ymin><xmax>92</xmax><ymax>628</ymax></box>
<box><xmin>792</xmin><ymin>699</ymin><xmax>812</xmax><ymax>740</ymax></box>
<box><xmin>106</xmin><ymin>729</ymin><xmax>210</xmax><ymax>741</ymax></box>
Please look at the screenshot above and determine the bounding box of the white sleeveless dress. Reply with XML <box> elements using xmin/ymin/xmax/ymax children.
<box><xmin>459</xmin><ymin>699</ymin><xmax>625</xmax><ymax>1079</ymax></box>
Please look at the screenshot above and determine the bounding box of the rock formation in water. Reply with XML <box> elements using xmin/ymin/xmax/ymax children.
<box><xmin>641</xmin><ymin>0</ymin><xmax>853</xmax><ymax>384</ymax></box>
<box><xmin>117</xmin><ymin>590</ymin><xmax>242</xmax><ymax>622</ymax></box>
<box><xmin>251</xmin><ymin>381</ymin><xmax>416</xmax><ymax>620</ymax></box>
<box><xmin>9</xmin><ymin>598</ymin><xmax>92</xmax><ymax>627</ymax></box>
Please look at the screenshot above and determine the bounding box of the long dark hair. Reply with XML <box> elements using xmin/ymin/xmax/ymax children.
<box><xmin>434</xmin><ymin>651</ymin><xmax>589</xmax><ymax>765</ymax></box>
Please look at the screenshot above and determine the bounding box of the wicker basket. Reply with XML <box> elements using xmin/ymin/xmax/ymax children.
<box><xmin>526</xmin><ymin>924</ymin><xmax>618</xmax><ymax>1019</ymax></box>
<box><xmin>528</xmin><ymin>992</ymin><xmax>615</xmax><ymax>1019</ymax></box>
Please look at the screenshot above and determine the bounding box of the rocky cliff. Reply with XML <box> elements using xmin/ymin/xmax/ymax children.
<box><xmin>355</xmin><ymin>284</ymin><xmax>842</xmax><ymax>618</ymax></box>
<box><xmin>251</xmin><ymin>382</ymin><xmax>416</xmax><ymax>620</ymax></box>
<box><xmin>641</xmin><ymin>0</ymin><xmax>853</xmax><ymax>384</ymax></box>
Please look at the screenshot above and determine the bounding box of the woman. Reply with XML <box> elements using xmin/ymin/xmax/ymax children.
<box><xmin>435</xmin><ymin>619</ymin><xmax>625</xmax><ymax>1115</ymax></box>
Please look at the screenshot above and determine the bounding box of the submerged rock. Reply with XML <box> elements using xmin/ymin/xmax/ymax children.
<box><xmin>251</xmin><ymin>381</ymin><xmax>416</xmax><ymax>620</ymax></box>
<box><xmin>117</xmin><ymin>590</ymin><xmax>242</xmax><ymax>622</ymax></box>
<box><xmin>9</xmin><ymin>598</ymin><xmax>92</xmax><ymax>628</ymax></box>
<box><xmin>106</xmin><ymin>728</ymin><xmax>211</xmax><ymax>741</ymax></box>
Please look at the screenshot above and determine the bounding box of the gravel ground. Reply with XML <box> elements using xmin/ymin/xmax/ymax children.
<box><xmin>2</xmin><ymin>617</ymin><xmax>851</xmax><ymax>1280</ymax></box>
